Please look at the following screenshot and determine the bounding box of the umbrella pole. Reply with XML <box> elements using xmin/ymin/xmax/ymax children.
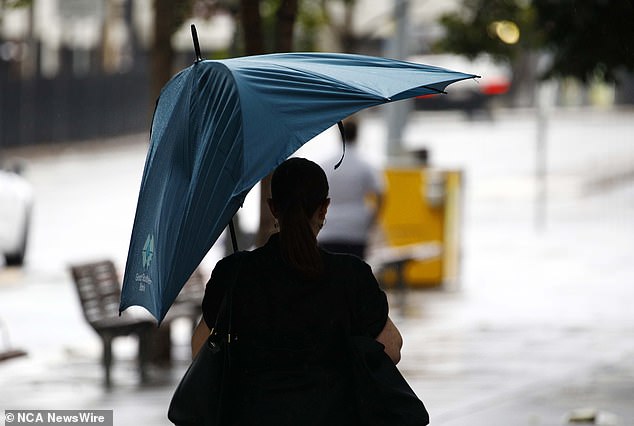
<box><xmin>229</xmin><ymin>217</ymin><xmax>239</xmax><ymax>253</ymax></box>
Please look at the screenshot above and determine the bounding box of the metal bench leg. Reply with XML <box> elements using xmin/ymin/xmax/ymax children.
<box><xmin>138</xmin><ymin>330</ymin><xmax>151</xmax><ymax>384</ymax></box>
<box><xmin>102</xmin><ymin>335</ymin><xmax>113</xmax><ymax>388</ymax></box>
<box><xmin>150</xmin><ymin>324</ymin><xmax>172</xmax><ymax>367</ymax></box>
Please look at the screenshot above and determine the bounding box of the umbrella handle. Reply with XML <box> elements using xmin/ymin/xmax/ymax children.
<box><xmin>334</xmin><ymin>120</ymin><xmax>346</xmax><ymax>170</ymax></box>
<box><xmin>191</xmin><ymin>24</ymin><xmax>203</xmax><ymax>63</ymax></box>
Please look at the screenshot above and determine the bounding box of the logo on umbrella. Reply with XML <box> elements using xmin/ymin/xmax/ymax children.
<box><xmin>142</xmin><ymin>233</ymin><xmax>155</xmax><ymax>269</ymax></box>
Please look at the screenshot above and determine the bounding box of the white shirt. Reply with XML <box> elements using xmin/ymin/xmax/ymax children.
<box><xmin>318</xmin><ymin>145</ymin><xmax>383</xmax><ymax>244</ymax></box>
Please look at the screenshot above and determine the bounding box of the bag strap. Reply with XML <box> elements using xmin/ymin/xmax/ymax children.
<box><xmin>211</xmin><ymin>251</ymin><xmax>246</xmax><ymax>340</ymax></box>
<box><xmin>210</xmin><ymin>215</ymin><xmax>242</xmax><ymax>337</ymax></box>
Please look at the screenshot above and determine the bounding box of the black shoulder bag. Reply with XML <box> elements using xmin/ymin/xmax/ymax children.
<box><xmin>343</xmin><ymin>281</ymin><xmax>429</xmax><ymax>425</ymax></box>
<box><xmin>347</xmin><ymin>334</ymin><xmax>429</xmax><ymax>425</ymax></box>
<box><xmin>168</xmin><ymin>253</ymin><xmax>244</xmax><ymax>426</ymax></box>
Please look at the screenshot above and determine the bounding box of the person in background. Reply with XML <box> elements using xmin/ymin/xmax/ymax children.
<box><xmin>191</xmin><ymin>157</ymin><xmax>402</xmax><ymax>426</ymax></box>
<box><xmin>318</xmin><ymin>118</ymin><xmax>384</xmax><ymax>259</ymax></box>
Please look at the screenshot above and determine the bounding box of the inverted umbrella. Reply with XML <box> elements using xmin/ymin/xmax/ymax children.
<box><xmin>120</xmin><ymin>49</ymin><xmax>477</xmax><ymax>323</ymax></box>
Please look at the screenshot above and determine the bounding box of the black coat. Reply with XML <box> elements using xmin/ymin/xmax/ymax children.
<box><xmin>202</xmin><ymin>233</ymin><xmax>388</xmax><ymax>426</ymax></box>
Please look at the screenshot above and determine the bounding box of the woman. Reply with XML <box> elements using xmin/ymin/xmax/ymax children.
<box><xmin>191</xmin><ymin>157</ymin><xmax>402</xmax><ymax>425</ymax></box>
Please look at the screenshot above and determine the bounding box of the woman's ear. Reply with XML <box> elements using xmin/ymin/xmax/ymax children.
<box><xmin>319</xmin><ymin>198</ymin><xmax>330</xmax><ymax>220</ymax></box>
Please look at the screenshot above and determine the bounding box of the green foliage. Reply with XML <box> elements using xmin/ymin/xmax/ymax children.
<box><xmin>532</xmin><ymin>0</ymin><xmax>634</xmax><ymax>82</ymax></box>
<box><xmin>435</xmin><ymin>0</ymin><xmax>634</xmax><ymax>82</ymax></box>
<box><xmin>238</xmin><ymin>0</ymin><xmax>325</xmax><ymax>53</ymax></box>
<box><xmin>0</xmin><ymin>0</ymin><xmax>31</xmax><ymax>23</ymax></box>
<box><xmin>260</xmin><ymin>0</ymin><xmax>283</xmax><ymax>51</ymax></box>
<box><xmin>5</xmin><ymin>0</ymin><xmax>32</xmax><ymax>7</ymax></box>
<box><xmin>433</xmin><ymin>0</ymin><xmax>539</xmax><ymax>62</ymax></box>
<box><xmin>295</xmin><ymin>0</ymin><xmax>327</xmax><ymax>51</ymax></box>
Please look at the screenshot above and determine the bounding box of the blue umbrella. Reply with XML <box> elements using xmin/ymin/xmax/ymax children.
<box><xmin>119</xmin><ymin>49</ymin><xmax>477</xmax><ymax>323</ymax></box>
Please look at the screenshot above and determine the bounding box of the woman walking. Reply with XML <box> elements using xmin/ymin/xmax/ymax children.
<box><xmin>191</xmin><ymin>157</ymin><xmax>403</xmax><ymax>425</ymax></box>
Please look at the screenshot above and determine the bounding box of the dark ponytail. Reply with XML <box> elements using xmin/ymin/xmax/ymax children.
<box><xmin>271</xmin><ymin>158</ymin><xmax>329</xmax><ymax>277</ymax></box>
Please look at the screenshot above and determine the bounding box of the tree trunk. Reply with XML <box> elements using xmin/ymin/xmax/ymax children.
<box><xmin>341</xmin><ymin>0</ymin><xmax>356</xmax><ymax>53</ymax></box>
<box><xmin>252</xmin><ymin>0</ymin><xmax>298</xmax><ymax>246</ymax></box>
<box><xmin>151</xmin><ymin>0</ymin><xmax>175</xmax><ymax>107</ymax></box>
<box><xmin>322</xmin><ymin>0</ymin><xmax>357</xmax><ymax>53</ymax></box>
<box><xmin>149</xmin><ymin>0</ymin><xmax>192</xmax><ymax>365</ymax></box>
<box><xmin>239</xmin><ymin>0</ymin><xmax>298</xmax><ymax>247</ymax></box>
<box><xmin>240</xmin><ymin>0</ymin><xmax>264</xmax><ymax>54</ymax></box>
<box><xmin>275</xmin><ymin>0</ymin><xmax>298</xmax><ymax>52</ymax></box>
<box><xmin>239</xmin><ymin>0</ymin><xmax>270</xmax><ymax>247</ymax></box>
<box><xmin>151</xmin><ymin>0</ymin><xmax>192</xmax><ymax>112</ymax></box>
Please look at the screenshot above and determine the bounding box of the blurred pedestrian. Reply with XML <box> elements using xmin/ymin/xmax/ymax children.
<box><xmin>318</xmin><ymin>119</ymin><xmax>384</xmax><ymax>259</ymax></box>
<box><xmin>191</xmin><ymin>157</ymin><xmax>402</xmax><ymax>425</ymax></box>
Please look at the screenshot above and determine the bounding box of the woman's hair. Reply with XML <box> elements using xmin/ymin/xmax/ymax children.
<box><xmin>270</xmin><ymin>157</ymin><xmax>329</xmax><ymax>277</ymax></box>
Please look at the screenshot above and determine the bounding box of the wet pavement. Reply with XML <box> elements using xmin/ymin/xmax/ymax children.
<box><xmin>1</xmin><ymin>108</ymin><xmax>634</xmax><ymax>425</ymax></box>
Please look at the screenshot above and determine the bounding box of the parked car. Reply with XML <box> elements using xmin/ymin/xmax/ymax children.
<box><xmin>409</xmin><ymin>54</ymin><xmax>511</xmax><ymax>117</ymax></box>
<box><xmin>0</xmin><ymin>165</ymin><xmax>33</xmax><ymax>266</ymax></box>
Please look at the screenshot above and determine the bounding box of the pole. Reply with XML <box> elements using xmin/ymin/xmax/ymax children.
<box><xmin>535</xmin><ymin>85</ymin><xmax>548</xmax><ymax>231</ymax></box>
<box><xmin>385</xmin><ymin>0</ymin><xmax>410</xmax><ymax>159</ymax></box>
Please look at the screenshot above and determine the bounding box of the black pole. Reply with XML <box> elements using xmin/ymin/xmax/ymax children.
<box><xmin>229</xmin><ymin>217</ymin><xmax>239</xmax><ymax>253</ymax></box>
<box><xmin>191</xmin><ymin>24</ymin><xmax>202</xmax><ymax>62</ymax></box>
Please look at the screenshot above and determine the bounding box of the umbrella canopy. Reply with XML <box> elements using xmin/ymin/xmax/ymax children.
<box><xmin>120</xmin><ymin>52</ymin><xmax>477</xmax><ymax>322</ymax></box>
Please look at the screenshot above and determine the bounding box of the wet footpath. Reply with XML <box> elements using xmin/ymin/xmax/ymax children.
<box><xmin>2</xmin><ymin>109</ymin><xmax>634</xmax><ymax>425</ymax></box>
<box><xmin>2</xmin><ymin>263</ymin><xmax>634</xmax><ymax>426</ymax></box>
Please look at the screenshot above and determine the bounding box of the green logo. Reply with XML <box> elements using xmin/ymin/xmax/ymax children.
<box><xmin>142</xmin><ymin>233</ymin><xmax>155</xmax><ymax>269</ymax></box>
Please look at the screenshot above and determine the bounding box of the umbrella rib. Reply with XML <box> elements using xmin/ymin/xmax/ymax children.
<box><xmin>265</xmin><ymin>62</ymin><xmax>390</xmax><ymax>101</ymax></box>
<box><xmin>420</xmin><ymin>85</ymin><xmax>447</xmax><ymax>95</ymax></box>
<box><xmin>266</xmin><ymin>61</ymin><xmax>457</xmax><ymax>100</ymax></box>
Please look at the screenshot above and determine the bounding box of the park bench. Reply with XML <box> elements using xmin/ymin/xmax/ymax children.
<box><xmin>70</xmin><ymin>260</ymin><xmax>205</xmax><ymax>386</ymax></box>
<box><xmin>0</xmin><ymin>317</ymin><xmax>27</xmax><ymax>362</ymax></box>
<box><xmin>149</xmin><ymin>267</ymin><xmax>205</xmax><ymax>366</ymax></box>
<box><xmin>368</xmin><ymin>242</ymin><xmax>443</xmax><ymax>289</ymax></box>
<box><xmin>70</xmin><ymin>260</ymin><xmax>154</xmax><ymax>387</ymax></box>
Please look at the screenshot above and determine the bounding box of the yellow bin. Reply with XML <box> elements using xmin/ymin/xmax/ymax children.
<box><xmin>378</xmin><ymin>167</ymin><xmax>462</xmax><ymax>289</ymax></box>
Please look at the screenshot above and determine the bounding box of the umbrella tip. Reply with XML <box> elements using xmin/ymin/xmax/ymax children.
<box><xmin>191</xmin><ymin>24</ymin><xmax>203</xmax><ymax>63</ymax></box>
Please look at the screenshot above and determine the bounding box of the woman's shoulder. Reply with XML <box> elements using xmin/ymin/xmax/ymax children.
<box><xmin>214</xmin><ymin>250</ymin><xmax>252</xmax><ymax>272</ymax></box>
<box><xmin>225</xmin><ymin>249</ymin><xmax>252</xmax><ymax>261</ymax></box>
<box><xmin>322</xmin><ymin>250</ymin><xmax>372</xmax><ymax>274</ymax></box>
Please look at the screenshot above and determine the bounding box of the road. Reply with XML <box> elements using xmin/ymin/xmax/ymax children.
<box><xmin>1</xmin><ymin>107</ymin><xmax>634</xmax><ymax>425</ymax></box>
